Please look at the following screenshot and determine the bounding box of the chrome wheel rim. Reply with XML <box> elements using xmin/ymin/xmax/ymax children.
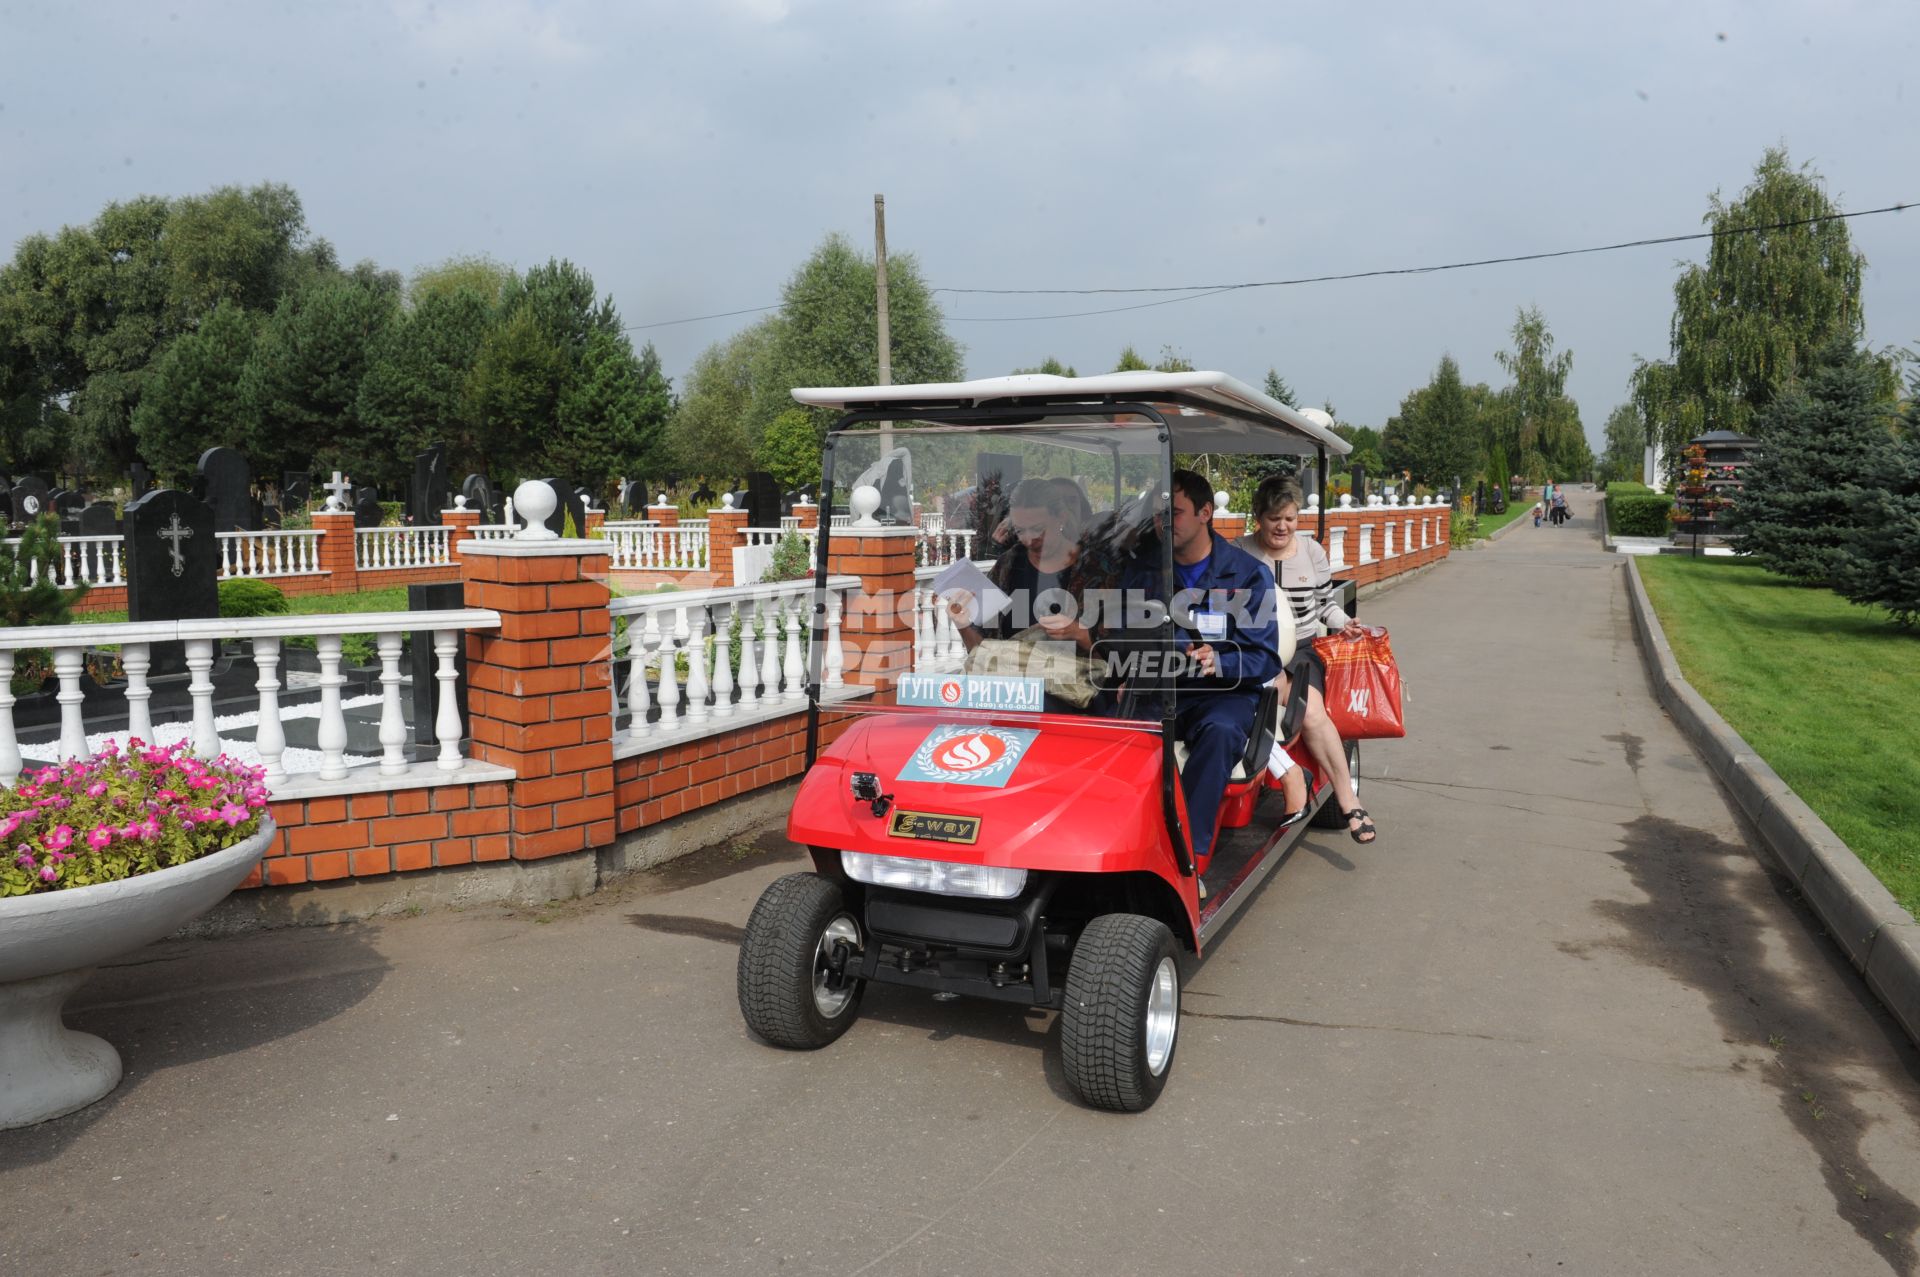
<box><xmin>1144</xmin><ymin>956</ymin><xmax>1178</xmax><ymax>1076</ymax></box>
<box><xmin>812</xmin><ymin>915</ymin><xmax>861</xmax><ymax>1018</ymax></box>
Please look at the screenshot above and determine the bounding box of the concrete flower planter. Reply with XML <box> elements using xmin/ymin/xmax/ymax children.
<box><xmin>0</xmin><ymin>817</ymin><xmax>274</xmax><ymax>1129</ymax></box>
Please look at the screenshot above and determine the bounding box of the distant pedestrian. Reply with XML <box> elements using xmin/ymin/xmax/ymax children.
<box><xmin>1550</xmin><ymin>490</ymin><xmax>1569</xmax><ymax>526</ymax></box>
<box><xmin>1533</xmin><ymin>500</ymin><xmax>1544</xmax><ymax>528</ymax></box>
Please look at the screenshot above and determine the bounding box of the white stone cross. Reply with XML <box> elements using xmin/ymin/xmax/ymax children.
<box><xmin>322</xmin><ymin>471</ymin><xmax>352</xmax><ymax>511</ymax></box>
<box><xmin>159</xmin><ymin>513</ymin><xmax>194</xmax><ymax>577</ymax></box>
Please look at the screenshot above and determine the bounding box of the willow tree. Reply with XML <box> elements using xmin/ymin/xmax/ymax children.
<box><xmin>1633</xmin><ymin>148</ymin><xmax>1879</xmax><ymax>477</ymax></box>
<box><xmin>1494</xmin><ymin>306</ymin><xmax>1588</xmax><ymax>481</ymax></box>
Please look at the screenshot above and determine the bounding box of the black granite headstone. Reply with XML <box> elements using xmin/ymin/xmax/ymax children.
<box><xmin>75</xmin><ymin>502</ymin><xmax>118</xmax><ymax>579</ymax></box>
<box><xmin>618</xmin><ymin>479</ymin><xmax>645</xmax><ymax>516</ymax></box>
<box><xmin>691</xmin><ymin>479</ymin><xmax>717</xmax><ymax>507</ymax></box>
<box><xmin>51</xmin><ymin>488</ymin><xmax>83</xmax><ymax>517</ymax></box>
<box><xmin>411</xmin><ymin>445</ymin><xmax>449</xmax><ymax>528</ymax></box>
<box><xmin>127</xmin><ymin>462</ymin><xmax>153</xmax><ymax>501</ymax></box>
<box><xmin>461</xmin><ymin>474</ymin><xmax>498</xmax><ymax>525</ymax></box>
<box><xmin>197</xmin><ymin>447</ymin><xmax>254</xmax><ymax>532</ymax></box>
<box><xmin>10</xmin><ymin>476</ymin><xmax>51</xmax><ymax>526</ymax></box>
<box><xmin>259</xmin><ymin>482</ymin><xmax>283</xmax><ymax>530</ymax></box>
<box><xmin>124</xmin><ymin>489</ymin><xmax>218</xmax><ymax>677</ymax></box>
<box><xmin>353</xmin><ymin>485</ymin><xmax>383</xmax><ymax>529</ymax></box>
<box><xmin>537</xmin><ymin>478</ymin><xmax>585</xmax><ymax>537</ymax></box>
<box><xmin>408</xmin><ymin>582</ymin><xmax>468</xmax><ymax>754</ymax></box>
<box><xmin>747</xmin><ymin>473</ymin><xmax>781</xmax><ymax>530</ymax></box>
<box><xmin>1349</xmin><ymin>465</ymin><xmax>1367</xmax><ymax>505</ymax></box>
<box><xmin>282</xmin><ymin>470</ymin><xmax>311</xmax><ymax>513</ymax></box>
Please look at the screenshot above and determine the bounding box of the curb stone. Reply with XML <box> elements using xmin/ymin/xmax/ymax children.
<box><xmin>1624</xmin><ymin>558</ymin><xmax>1920</xmax><ymax>1045</ymax></box>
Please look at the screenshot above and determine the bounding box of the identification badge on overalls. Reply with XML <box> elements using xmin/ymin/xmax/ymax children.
<box><xmin>1193</xmin><ymin>610</ymin><xmax>1228</xmax><ymax>640</ymax></box>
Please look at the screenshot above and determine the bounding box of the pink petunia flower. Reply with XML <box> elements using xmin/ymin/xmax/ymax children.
<box><xmin>42</xmin><ymin>825</ymin><xmax>74</xmax><ymax>853</ymax></box>
<box><xmin>86</xmin><ymin>826</ymin><xmax>114</xmax><ymax>851</ymax></box>
<box><xmin>217</xmin><ymin>802</ymin><xmax>247</xmax><ymax>828</ymax></box>
<box><xmin>39</xmin><ymin>865</ymin><xmax>56</xmax><ymax>883</ymax></box>
<box><xmin>85</xmin><ymin>780</ymin><xmax>108</xmax><ymax>798</ymax></box>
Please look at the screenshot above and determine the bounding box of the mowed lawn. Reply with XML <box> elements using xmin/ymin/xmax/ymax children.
<box><xmin>1637</xmin><ymin>556</ymin><xmax>1920</xmax><ymax>918</ymax></box>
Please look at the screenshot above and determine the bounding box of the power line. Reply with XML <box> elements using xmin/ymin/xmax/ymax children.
<box><xmin>625</xmin><ymin>202</ymin><xmax>1912</xmax><ymax>333</ymax></box>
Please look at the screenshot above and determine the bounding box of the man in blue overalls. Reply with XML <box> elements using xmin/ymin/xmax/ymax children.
<box><xmin>1124</xmin><ymin>470</ymin><xmax>1280</xmax><ymax>871</ymax></box>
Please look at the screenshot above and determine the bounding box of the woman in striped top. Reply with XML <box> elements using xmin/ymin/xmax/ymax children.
<box><xmin>1235</xmin><ymin>476</ymin><xmax>1376</xmax><ymax>844</ymax></box>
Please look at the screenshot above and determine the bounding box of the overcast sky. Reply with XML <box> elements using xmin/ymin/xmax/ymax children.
<box><xmin>4</xmin><ymin>0</ymin><xmax>1916</xmax><ymax>450</ymax></box>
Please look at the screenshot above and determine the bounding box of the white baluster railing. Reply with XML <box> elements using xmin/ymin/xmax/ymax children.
<box><xmin>217</xmin><ymin>529</ymin><xmax>324</xmax><ymax>578</ymax></box>
<box><xmin>609</xmin><ymin>576</ymin><xmax>860</xmax><ymax>746</ymax></box>
<box><xmin>356</xmin><ymin>525</ymin><xmax>454</xmax><ymax>571</ymax></box>
<box><xmin>1</xmin><ymin>535</ymin><xmax>127</xmax><ymax>589</ymax></box>
<box><xmin>914</xmin><ymin>527</ymin><xmax>976</xmax><ymax>567</ymax></box>
<box><xmin>0</xmin><ymin>610</ymin><xmax>501</xmax><ymax>789</ymax></box>
<box><xmin>605</xmin><ymin>523</ymin><xmax>711</xmax><ymax>572</ymax></box>
<box><xmin>1328</xmin><ymin>526</ymin><xmax>1349</xmax><ymax>571</ymax></box>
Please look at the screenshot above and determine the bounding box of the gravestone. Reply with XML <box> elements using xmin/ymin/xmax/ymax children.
<box><xmin>747</xmin><ymin>472</ymin><xmax>781</xmax><ymax>529</ymax></box>
<box><xmin>11</xmin><ymin>476</ymin><xmax>51</xmax><ymax>527</ymax></box>
<box><xmin>408</xmin><ymin>583</ymin><xmax>468</xmax><ymax>755</ymax></box>
<box><xmin>124</xmin><ymin>489</ymin><xmax>219</xmax><ymax>678</ymax></box>
<box><xmin>353</xmin><ymin>485</ymin><xmax>384</xmax><ymax>529</ymax></box>
<box><xmin>411</xmin><ymin>445</ymin><xmax>449</xmax><ymax>527</ymax></box>
<box><xmin>619</xmin><ymin>478</ymin><xmax>646</xmax><ymax>516</ymax></box>
<box><xmin>75</xmin><ymin>502</ymin><xmax>118</xmax><ymax>579</ymax></box>
<box><xmin>461</xmin><ymin>474</ymin><xmax>499</xmax><ymax>525</ymax></box>
<box><xmin>852</xmin><ymin>448</ymin><xmax>914</xmax><ymax>525</ymax></box>
<box><xmin>259</xmin><ymin>482</ymin><xmax>283</xmax><ymax>530</ymax></box>
<box><xmin>51</xmin><ymin>488</ymin><xmax>84</xmax><ymax>518</ymax></box>
<box><xmin>282</xmin><ymin>470</ymin><xmax>311</xmax><ymax>514</ymax></box>
<box><xmin>197</xmin><ymin>447</ymin><xmax>254</xmax><ymax>532</ymax></box>
<box><xmin>128</xmin><ymin>462</ymin><xmax>153</xmax><ymax>501</ymax></box>
<box><xmin>1473</xmin><ymin>480</ymin><xmax>1486</xmax><ymax>516</ymax></box>
<box><xmin>1349</xmin><ymin>465</ymin><xmax>1367</xmax><ymax>506</ymax></box>
<box><xmin>690</xmin><ymin>478</ymin><xmax>717</xmax><ymax>507</ymax></box>
<box><xmin>189</xmin><ymin>472</ymin><xmax>208</xmax><ymax>504</ymax></box>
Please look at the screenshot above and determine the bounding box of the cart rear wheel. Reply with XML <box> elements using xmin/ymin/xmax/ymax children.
<box><xmin>1060</xmin><ymin>914</ymin><xmax>1180</xmax><ymax>1113</ymax></box>
<box><xmin>1310</xmin><ymin>738</ymin><xmax>1363</xmax><ymax>829</ymax></box>
<box><xmin>737</xmin><ymin>873</ymin><xmax>865</xmax><ymax>1049</ymax></box>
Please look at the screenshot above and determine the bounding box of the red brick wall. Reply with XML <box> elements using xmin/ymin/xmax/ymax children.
<box><xmin>244</xmin><ymin>781</ymin><xmax>512</xmax><ymax>888</ymax></box>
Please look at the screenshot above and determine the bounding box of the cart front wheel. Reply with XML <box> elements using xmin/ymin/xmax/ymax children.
<box><xmin>737</xmin><ymin>873</ymin><xmax>865</xmax><ymax>1049</ymax></box>
<box><xmin>1060</xmin><ymin>914</ymin><xmax>1181</xmax><ymax>1113</ymax></box>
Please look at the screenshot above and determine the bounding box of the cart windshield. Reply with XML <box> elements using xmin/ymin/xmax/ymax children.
<box><xmin>809</xmin><ymin>417</ymin><xmax>1196</xmax><ymax>734</ymax></box>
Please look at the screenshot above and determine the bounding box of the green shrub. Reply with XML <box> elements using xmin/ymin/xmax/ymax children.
<box><xmin>380</xmin><ymin>501</ymin><xmax>405</xmax><ymax>525</ymax></box>
<box><xmin>218</xmin><ymin>579</ymin><xmax>290</xmax><ymax>618</ymax></box>
<box><xmin>764</xmin><ymin>532</ymin><xmax>814</xmax><ymax>583</ymax></box>
<box><xmin>1</xmin><ymin>514</ymin><xmax>89</xmax><ymax>695</ymax></box>
<box><xmin>1606</xmin><ymin>480</ymin><xmax>1654</xmax><ymax>497</ymax></box>
<box><xmin>1609</xmin><ymin>493</ymin><xmax>1675</xmax><ymax>537</ymax></box>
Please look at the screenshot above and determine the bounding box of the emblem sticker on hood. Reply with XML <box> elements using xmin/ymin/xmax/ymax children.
<box><xmin>897</xmin><ymin>725</ymin><xmax>1039</xmax><ymax>788</ymax></box>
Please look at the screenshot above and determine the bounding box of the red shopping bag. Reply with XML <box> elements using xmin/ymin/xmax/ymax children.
<box><xmin>1311</xmin><ymin>625</ymin><xmax>1406</xmax><ymax>739</ymax></box>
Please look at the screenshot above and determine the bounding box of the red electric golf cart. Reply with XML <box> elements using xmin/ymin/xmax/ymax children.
<box><xmin>736</xmin><ymin>372</ymin><xmax>1359</xmax><ymax>1111</ymax></box>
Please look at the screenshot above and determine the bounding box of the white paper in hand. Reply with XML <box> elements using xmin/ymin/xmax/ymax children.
<box><xmin>932</xmin><ymin>557</ymin><xmax>1011</xmax><ymax>626</ymax></box>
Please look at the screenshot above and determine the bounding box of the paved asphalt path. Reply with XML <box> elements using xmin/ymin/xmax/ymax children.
<box><xmin>5</xmin><ymin>487</ymin><xmax>1919</xmax><ymax>1276</ymax></box>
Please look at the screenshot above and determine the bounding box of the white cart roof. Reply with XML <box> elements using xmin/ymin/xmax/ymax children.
<box><xmin>792</xmin><ymin>371</ymin><xmax>1352</xmax><ymax>457</ymax></box>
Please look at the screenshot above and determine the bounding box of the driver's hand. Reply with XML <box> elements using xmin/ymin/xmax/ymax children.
<box><xmin>1188</xmin><ymin>643</ymin><xmax>1218</xmax><ymax>676</ymax></box>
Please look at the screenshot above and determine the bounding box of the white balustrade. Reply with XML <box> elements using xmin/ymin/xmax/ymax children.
<box><xmin>2</xmin><ymin>535</ymin><xmax>126</xmax><ymax>589</ymax></box>
<box><xmin>1328</xmin><ymin>526</ymin><xmax>1349</xmax><ymax>571</ymax></box>
<box><xmin>0</xmin><ymin>610</ymin><xmax>500</xmax><ymax>789</ymax></box>
<box><xmin>356</xmin><ymin>525</ymin><xmax>454</xmax><ymax>571</ymax></box>
<box><xmin>915</xmin><ymin>527</ymin><xmax>976</xmax><ymax>568</ymax></box>
<box><xmin>605</xmin><ymin>522</ymin><xmax>711</xmax><ymax>572</ymax></box>
<box><xmin>610</xmin><ymin>576</ymin><xmax>860</xmax><ymax>744</ymax></box>
<box><xmin>1358</xmin><ymin>523</ymin><xmax>1375</xmax><ymax>564</ymax></box>
<box><xmin>218</xmin><ymin>529</ymin><xmax>323</xmax><ymax>578</ymax></box>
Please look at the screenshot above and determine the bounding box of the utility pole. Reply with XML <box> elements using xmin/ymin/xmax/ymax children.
<box><xmin>875</xmin><ymin>194</ymin><xmax>892</xmax><ymax>452</ymax></box>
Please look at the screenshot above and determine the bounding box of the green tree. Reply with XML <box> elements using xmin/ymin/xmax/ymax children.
<box><xmin>757</xmin><ymin>407</ymin><xmax>824</xmax><ymax>490</ymax></box>
<box><xmin>667</xmin><ymin>320</ymin><xmax>772</xmax><ymax>478</ymax></box>
<box><xmin>1152</xmin><ymin>347</ymin><xmax>1194</xmax><ymax>373</ymax></box>
<box><xmin>1597</xmin><ymin>403</ymin><xmax>1646</xmax><ymax>485</ymax></box>
<box><xmin>502</xmin><ymin>258</ymin><xmax>621</xmax><ymax>371</ymax></box>
<box><xmin>1494</xmin><ymin>305</ymin><xmax>1589</xmax><ymax>481</ymax></box>
<box><xmin>241</xmin><ymin>273</ymin><xmax>399</xmax><ymax>481</ymax></box>
<box><xmin>130</xmin><ymin>300</ymin><xmax>258</xmax><ymax>482</ymax></box>
<box><xmin>462</xmin><ymin>306</ymin><xmax>569</xmax><ymax>478</ymax></box>
<box><xmin>1010</xmin><ymin>356</ymin><xmax>1078</xmax><ymax>376</ymax></box>
<box><xmin>1333</xmin><ymin>423</ymin><xmax>1387</xmax><ymax>482</ymax></box>
<box><xmin>409</xmin><ymin>255</ymin><xmax>516</xmax><ymax>307</ymax></box>
<box><xmin>356</xmin><ymin>286</ymin><xmax>496</xmax><ymax>476</ymax></box>
<box><xmin>630</xmin><ymin>341</ymin><xmax>676</xmax><ymax>479</ymax></box>
<box><xmin>1262</xmin><ymin>369</ymin><xmax>1296</xmax><ymax>407</ymax></box>
<box><xmin>1635</xmin><ymin>148</ymin><xmax>1887</xmax><ymax>477</ymax></box>
<box><xmin>747</xmin><ymin>234</ymin><xmax>961</xmax><ymax>444</ymax></box>
<box><xmin>550</xmin><ymin>328</ymin><xmax>649</xmax><ymax>485</ymax></box>
<box><xmin>1721</xmin><ymin>338</ymin><xmax>1899</xmax><ymax>586</ymax></box>
<box><xmin>1383</xmin><ymin>355</ymin><xmax>1481</xmax><ymax>487</ymax></box>
<box><xmin>1838</xmin><ymin>386</ymin><xmax>1920</xmax><ymax>624</ymax></box>
<box><xmin>1113</xmin><ymin>346</ymin><xmax>1151</xmax><ymax>372</ymax></box>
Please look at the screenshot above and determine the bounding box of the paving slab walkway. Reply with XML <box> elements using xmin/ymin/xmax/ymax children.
<box><xmin>5</xmin><ymin>486</ymin><xmax>1919</xmax><ymax>1276</ymax></box>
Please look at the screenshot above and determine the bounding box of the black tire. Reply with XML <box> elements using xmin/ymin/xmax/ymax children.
<box><xmin>1310</xmin><ymin>737</ymin><xmax>1363</xmax><ymax>829</ymax></box>
<box><xmin>1060</xmin><ymin>914</ymin><xmax>1181</xmax><ymax>1113</ymax></box>
<box><xmin>737</xmin><ymin>873</ymin><xmax>865</xmax><ymax>1050</ymax></box>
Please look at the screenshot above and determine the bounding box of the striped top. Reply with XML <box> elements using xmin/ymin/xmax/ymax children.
<box><xmin>1235</xmin><ymin>533</ymin><xmax>1352</xmax><ymax>644</ymax></box>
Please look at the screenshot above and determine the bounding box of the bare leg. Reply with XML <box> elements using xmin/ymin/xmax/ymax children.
<box><xmin>1302</xmin><ymin>684</ymin><xmax>1371</xmax><ymax>838</ymax></box>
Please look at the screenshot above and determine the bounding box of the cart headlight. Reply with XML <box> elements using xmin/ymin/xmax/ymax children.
<box><xmin>842</xmin><ymin>852</ymin><xmax>1027</xmax><ymax>900</ymax></box>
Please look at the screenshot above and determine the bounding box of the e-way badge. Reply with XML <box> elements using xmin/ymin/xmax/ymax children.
<box><xmin>897</xmin><ymin>725</ymin><xmax>1040</xmax><ymax>788</ymax></box>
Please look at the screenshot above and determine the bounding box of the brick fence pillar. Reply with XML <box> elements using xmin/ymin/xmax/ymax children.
<box><xmin>794</xmin><ymin>501</ymin><xmax>819</xmax><ymax>530</ymax></box>
<box><xmin>647</xmin><ymin>503</ymin><xmax>680</xmax><ymax>529</ymax></box>
<box><xmin>460</xmin><ymin>526</ymin><xmax>615</xmax><ymax>862</ymax></box>
<box><xmin>443</xmin><ymin>506</ymin><xmax>479</xmax><ymax>558</ymax></box>
<box><xmin>314</xmin><ymin>509</ymin><xmax>359</xmax><ymax>596</ymax></box>
<box><xmin>1213</xmin><ymin>512</ymin><xmax>1247</xmax><ymax>542</ymax></box>
<box><xmin>828</xmin><ymin>526</ymin><xmax>918</xmax><ymax>690</ymax></box>
<box><xmin>708</xmin><ymin>505</ymin><xmax>747</xmax><ymax>588</ymax></box>
<box><xmin>584</xmin><ymin>509</ymin><xmax>605</xmax><ymax>537</ymax></box>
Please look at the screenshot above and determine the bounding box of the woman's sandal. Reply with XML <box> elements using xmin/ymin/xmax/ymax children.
<box><xmin>1345</xmin><ymin>807</ymin><xmax>1377</xmax><ymax>844</ymax></box>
